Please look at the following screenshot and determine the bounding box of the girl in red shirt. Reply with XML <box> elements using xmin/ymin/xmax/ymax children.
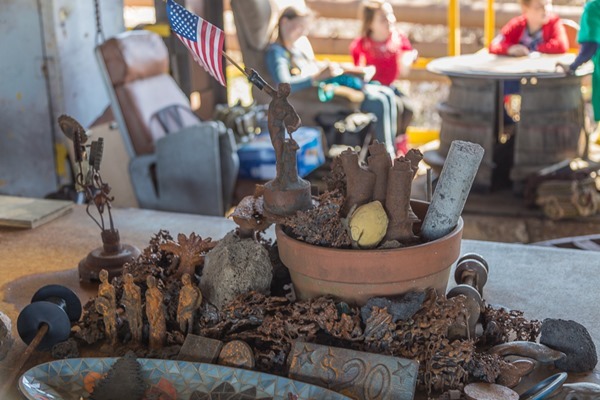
<box><xmin>489</xmin><ymin>0</ymin><xmax>568</xmax><ymax>56</ymax></box>
<box><xmin>350</xmin><ymin>0</ymin><xmax>416</xmax><ymax>142</ymax></box>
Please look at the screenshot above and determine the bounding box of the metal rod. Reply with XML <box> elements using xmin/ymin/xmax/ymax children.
<box><xmin>426</xmin><ymin>168</ymin><xmax>433</xmax><ymax>202</ymax></box>
<box><xmin>0</xmin><ymin>324</ymin><xmax>49</xmax><ymax>398</ymax></box>
<box><xmin>221</xmin><ymin>51</ymin><xmax>249</xmax><ymax>78</ymax></box>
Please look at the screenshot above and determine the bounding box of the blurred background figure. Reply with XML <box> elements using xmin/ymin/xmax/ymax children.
<box><xmin>351</xmin><ymin>0</ymin><xmax>416</xmax><ymax>143</ymax></box>
<box><xmin>265</xmin><ymin>5</ymin><xmax>400</xmax><ymax>158</ymax></box>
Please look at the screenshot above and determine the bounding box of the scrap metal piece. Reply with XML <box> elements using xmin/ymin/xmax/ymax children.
<box><xmin>288</xmin><ymin>341</ymin><xmax>418</xmax><ymax>400</ymax></box>
<box><xmin>218</xmin><ymin>340</ymin><xmax>255</xmax><ymax>369</ymax></box>
<box><xmin>58</xmin><ymin>114</ymin><xmax>89</xmax><ymax>144</ymax></box>
<box><xmin>160</xmin><ymin>233</ymin><xmax>216</xmax><ymax>277</ymax></box>
<box><xmin>463</xmin><ymin>383</ymin><xmax>518</xmax><ymax>400</ymax></box>
<box><xmin>89</xmin><ymin>138</ymin><xmax>104</xmax><ymax>171</ymax></box>
<box><xmin>488</xmin><ymin>341</ymin><xmax>566</xmax><ymax>363</ymax></box>
<box><xmin>230</xmin><ymin>190</ymin><xmax>272</xmax><ymax>240</ymax></box>
<box><xmin>177</xmin><ymin>334</ymin><xmax>223</xmax><ymax>363</ymax></box>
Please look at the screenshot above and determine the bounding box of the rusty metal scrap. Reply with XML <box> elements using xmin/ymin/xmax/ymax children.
<box><xmin>284</xmin><ymin>190</ymin><xmax>351</xmax><ymax>248</ymax></box>
<box><xmin>325</xmin><ymin>156</ymin><xmax>347</xmax><ymax>196</ymax></box>
<box><xmin>160</xmin><ymin>233</ymin><xmax>217</xmax><ymax>277</ymax></box>
<box><xmin>198</xmin><ymin>293</ymin><xmax>365</xmax><ymax>372</ymax></box>
<box><xmin>465</xmin><ymin>352</ymin><xmax>507</xmax><ymax>385</ymax></box>
<box><xmin>389</xmin><ymin>291</ymin><xmax>510</xmax><ymax>393</ymax></box>
<box><xmin>422</xmin><ymin>338</ymin><xmax>473</xmax><ymax>394</ymax></box>
<box><xmin>481</xmin><ymin>306</ymin><xmax>541</xmax><ymax>345</ymax></box>
<box><xmin>363</xmin><ymin>306</ymin><xmax>396</xmax><ymax>352</ymax></box>
<box><xmin>71</xmin><ymin>239</ymin><xmax>544</xmax><ymax>398</ymax></box>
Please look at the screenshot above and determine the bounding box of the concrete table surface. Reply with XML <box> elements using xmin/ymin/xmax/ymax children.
<box><xmin>458</xmin><ymin>240</ymin><xmax>600</xmax><ymax>361</ymax></box>
<box><xmin>0</xmin><ymin>205</ymin><xmax>598</xmax><ymax>398</ymax></box>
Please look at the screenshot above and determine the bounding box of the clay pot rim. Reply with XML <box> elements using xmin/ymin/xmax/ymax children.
<box><xmin>276</xmin><ymin>200</ymin><xmax>464</xmax><ymax>284</ymax></box>
<box><xmin>275</xmin><ymin>217</ymin><xmax>463</xmax><ymax>255</ymax></box>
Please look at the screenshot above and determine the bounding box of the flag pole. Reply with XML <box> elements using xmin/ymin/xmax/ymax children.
<box><xmin>221</xmin><ymin>51</ymin><xmax>249</xmax><ymax>78</ymax></box>
<box><xmin>221</xmin><ymin>50</ymin><xmax>274</xmax><ymax>93</ymax></box>
<box><xmin>164</xmin><ymin>0</ymin><xmax>272</xmax><ymax>91</ymax></box>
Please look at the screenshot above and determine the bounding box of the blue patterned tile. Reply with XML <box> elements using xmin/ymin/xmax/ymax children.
<box><xmin>20</xmin><ymin>358</ymin><xmax>352</xmax><ymax>400</ymax></box>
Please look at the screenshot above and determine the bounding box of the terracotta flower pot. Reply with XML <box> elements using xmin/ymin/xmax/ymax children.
<box><xmin>276</xmin><ymin>200</ymin><xmax>463</xmax><ymax>305</ymax></box>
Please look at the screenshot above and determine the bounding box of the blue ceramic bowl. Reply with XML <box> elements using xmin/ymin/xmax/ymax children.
<box><xmin>20</xmin><ymin>357</ymin><xmax>351</xmax><ymax>400</ymax></box>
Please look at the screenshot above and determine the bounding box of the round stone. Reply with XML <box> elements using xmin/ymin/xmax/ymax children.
<box><xmin>464</xmin><ymin>383</ymin><xmax>519</xmax><ymax>400</ymax></box>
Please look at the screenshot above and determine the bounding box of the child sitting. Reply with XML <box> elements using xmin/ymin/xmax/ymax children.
<box><xmin>489</xmin><ymin>0</ymin><xmax>568</xmax><ymax>56</ymax></box>
<box><xmin>350</xmin><ymin>0</ymin><xmax>416</xmax><ymax>147</ymax></box>
<box><xmin>266</xmin><ymin>5</ymin><xmax>399</xmax><ymax>158</ymax></box>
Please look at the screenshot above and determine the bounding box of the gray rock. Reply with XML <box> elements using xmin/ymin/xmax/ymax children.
<box><xmin>361</xmin><ymin>291</ymin><xmax>426</xmax><ymax>324</ymax></box>
<box><xmin>200</xmin><ymin>232</ymin><xmax>272</xmax><ymax>309</ymax></box>
<box><xmin>540</xmin><ymin>318</ymin><xmax>598</xmax><ymax>372</ymax></box>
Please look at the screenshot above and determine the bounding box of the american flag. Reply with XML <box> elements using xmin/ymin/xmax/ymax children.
<box><xmin>166</xmin><ymin>0</ymin><xmax>226</xmax><ymax>86</ymax></box>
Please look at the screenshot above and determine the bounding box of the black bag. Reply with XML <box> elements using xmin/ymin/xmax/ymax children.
<box><xmin>316</xmin><ymin>110</ymin><xmax>376</xmax><ymax>149</ymax></box>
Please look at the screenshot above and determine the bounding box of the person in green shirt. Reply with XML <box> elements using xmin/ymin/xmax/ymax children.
<box><xmin>559</xmin><ymin>0</ymin><xmax>600</xmax><ymax>122</ymax></box>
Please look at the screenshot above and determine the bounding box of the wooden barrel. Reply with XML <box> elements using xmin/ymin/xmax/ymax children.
<box><xmin>511</xmin><ymin>76</ymin><xmax>586</xmax><ymax>182</ymax></box>
<box><xmin>437</xmin><ymin>77</ymin><xmax>498</xmax><ymax>190</ymax></box>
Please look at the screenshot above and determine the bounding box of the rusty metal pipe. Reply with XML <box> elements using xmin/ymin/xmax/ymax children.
<box><xmin>0</xmin><ymin>324</ymin><xmax>49</xmax><ymax>398</ymax></box>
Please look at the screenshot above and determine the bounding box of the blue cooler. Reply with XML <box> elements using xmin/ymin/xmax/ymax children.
<box><xmin>237</xmin><ymin>126</ymin><xmax>325</xmax><ymax>180</ymax></box>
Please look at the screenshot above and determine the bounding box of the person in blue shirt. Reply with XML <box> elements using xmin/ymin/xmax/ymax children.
<box><xmin>265</xmin><ymin>5</ymin><xmax>400</xmax><ymax>158</ymax></box>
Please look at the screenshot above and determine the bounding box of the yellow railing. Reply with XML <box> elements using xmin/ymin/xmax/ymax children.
<box><xmin>484</xmin><ymin>0</ymin><xmax>496</xmax><ymax>48</ymax></box>
<box><xmin>448</xmin><ymin>0</ymin><xmax>461</xmax><ymax>56</ymax></box>
<box><xmin>448</xmin><ymin>0</ymin><xmax>496</xmax><ymax>54</ymax></box>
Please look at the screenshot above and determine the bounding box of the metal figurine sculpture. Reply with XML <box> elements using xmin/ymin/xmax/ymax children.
<box><xmin>244</xmin><ymin>69</ymin><xmax>313</xmax><ymax>216</ymax></box>
<box><xmin>58</xmin><ymin>115</ymin><xmax>140</xmax><ymax>282</ymax></box>
<box><xmin>121</xmin><ymin>273</ymin><xmax>143</xmax><ymax>343</ymax></box>
<box><xmin>176</xmin><ymin>273</ymin><xmax>202</xmax><ymax>334</ymax></box>
<box><xmin>95</xmin><ymin>269</ymin><xmax>117</xmax><ymax>345</ymax></box>
<box><xmin>262</xmin><ymin>82</ymin><xmax>301</xmax><ymax>185</ymax></box>
<box><xmin>145</xmin><ymin>276</ymin><xmax>166</xmax><ymax>350</ymax></box>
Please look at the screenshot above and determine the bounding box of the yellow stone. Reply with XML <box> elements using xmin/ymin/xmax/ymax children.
<box><xmin>348</xmin><ymin>201</ymin><xmax>389</xmax><ymax>249</ymax></box>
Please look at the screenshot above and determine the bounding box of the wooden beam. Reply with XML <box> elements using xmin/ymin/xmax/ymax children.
<box><xmin>226</xmin><ymin>33</ymin><xmax>481</xmax><ymax>60</ymax></box>
<box><xmin>305</xmin><ymin>0</ymin><xmax>582</xmax><ymax>29</ymax></box>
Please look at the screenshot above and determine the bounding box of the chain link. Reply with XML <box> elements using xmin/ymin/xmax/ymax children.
<box><xmin>93</xmin><ymin>0</ymin><xmax>105</xmax><ymax>45</ymax></box>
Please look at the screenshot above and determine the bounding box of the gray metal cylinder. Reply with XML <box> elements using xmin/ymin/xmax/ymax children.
<box><xmin>421</xmin><ymin>140</ymin><xmax>484</xmax><ymax>241</ymax></box>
